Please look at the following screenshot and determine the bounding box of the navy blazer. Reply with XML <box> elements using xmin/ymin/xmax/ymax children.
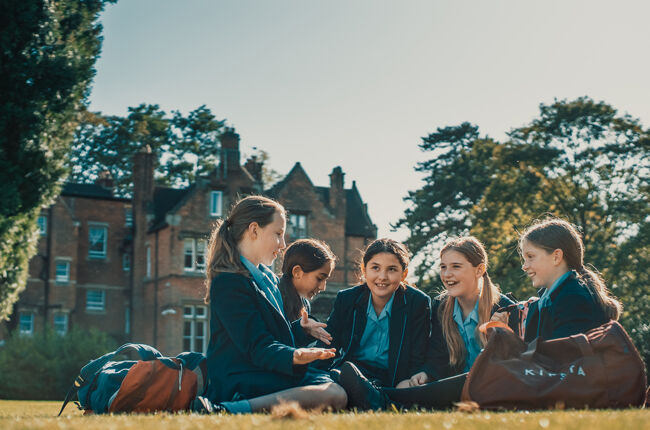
<box><xmin>317</xmin><ymin>284</ymin><xmax>433</xmax><ymax>387</ymax></box>
<box><xmin>205</xmin><ymin>272</ymin><xmax>309</xmax><ymax>402</ymax></box>
<box><xmin>523</xmin><ymin>272</ymin><xmax>609</xmax><ymax>343</ymax></box>
<box><xmin>427</xmin><ymin>293</ymin><xmax>516</xmax><ymax>379</ymax></box>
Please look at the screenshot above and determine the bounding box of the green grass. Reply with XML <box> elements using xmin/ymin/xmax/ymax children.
<box><xmin>1</xmin><ymin>401</ymin><xmax>649</xmax><ymax>430</ymax></box>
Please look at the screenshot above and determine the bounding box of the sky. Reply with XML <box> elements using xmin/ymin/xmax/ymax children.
<box><xmin>89</xmin><ymin>0</ymin><xmax>650</xmax><ymax>241</ymax></box>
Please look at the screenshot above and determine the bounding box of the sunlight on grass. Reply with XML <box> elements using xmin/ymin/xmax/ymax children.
<box><xmin>1</xmin><ymin>401</ymin><xmax>649</xmax><ymax>430</ymax></box>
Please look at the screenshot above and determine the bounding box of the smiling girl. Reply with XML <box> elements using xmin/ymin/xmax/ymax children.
<box><xmin>319</xmin><ymin>238</ymin><xmax>434</xmax><ymax>407</ymax></box>
<box><xmin>278</xmin><ymin>239</ymin><xmax>336</xmax><ymax>345</ymax></box>
<box><xmin>196</xmin><ymin>196</ymin><xmax>347</xmax><ymax>413</ymax></box>
<box><xmin>520</xmin><ymin>218</ymin><xmax>621</xmax><ymax>342</ymax></box>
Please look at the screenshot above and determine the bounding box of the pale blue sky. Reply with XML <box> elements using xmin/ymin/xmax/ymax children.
<box><xmin>89</xmin><ymin>0</ymin><xmax>650</xmax><ymax>240</ymax></box>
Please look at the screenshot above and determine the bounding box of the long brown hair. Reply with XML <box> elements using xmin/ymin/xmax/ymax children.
<box><xmin>438</xmin><ymin>236</ymin><xmax>501</xmax><ymax>369</ymax></box>
<box><xmin>278</xmin><ymin>239</ymin><xmax>337</xmax><ymax>320</ymax></box>
<box><xmin>519</xmin><ymin>218</ymin><xmax>622</xmax><ymax>320</ymax></box>
<box><xmin>204</xmin><ymin>195</ymin><xmax>285</xmax><ymax>303</ymax></box>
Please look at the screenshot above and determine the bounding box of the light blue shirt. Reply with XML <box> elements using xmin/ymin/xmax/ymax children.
<box><xmin>239</xmin><ymin>256</ymin><xmax>286</xmax><ymax>318</ymax></box>
<box><xmin>538</xmin><ymin>271</ymin><xmax>572</xmax><ymax>311</ymax></box>
<box><xmin>354</xmin><ymin>292</ymin><xmax>396</xmax><ymax>369</ymax></box>
<box><xmin>453</xmin><ymin>299</ymin><xmax>481</xmax><ymax>372</ymax></box>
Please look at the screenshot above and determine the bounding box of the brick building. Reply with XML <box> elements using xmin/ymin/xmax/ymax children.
<box><xmin>3</xmin><ymin>129</ymin><xmax>377</xmax><ymax>355</ymax></box>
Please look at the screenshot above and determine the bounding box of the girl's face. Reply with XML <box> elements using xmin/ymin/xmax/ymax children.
<box><xmin>520</xmin><ymin>239</ymin><xmax>564</xmax><ymax>288</ymax></box>
<box><xmin>254</xmin><ymin>211</ymin><xmax>287</xmax><ymax>266</ymax></box>
<box><xmin>439</xmin><ymin>250</ymin><xmax>483</xmax><ymax>300</ymax></box>
<box><xmin>364</xmin><ymin>252</ymin><xmax>405</xmax><ymax>303</ymax></box>
<box><xmin>292</xmin><ymin>260</ymin><xmax>334</xmax><ymax>300</ymax></box>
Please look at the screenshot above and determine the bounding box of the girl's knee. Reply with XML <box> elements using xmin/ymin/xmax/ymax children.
<box><xmin>325</xmin><ymin>383</ymin><xmax>348</xmax><ymax>410</ymax></box>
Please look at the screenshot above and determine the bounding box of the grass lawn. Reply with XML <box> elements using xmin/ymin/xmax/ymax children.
<box><xmin>0</xmin><ymin>400</ymin><xmax>648</xmax><ymax>430</ymax></box>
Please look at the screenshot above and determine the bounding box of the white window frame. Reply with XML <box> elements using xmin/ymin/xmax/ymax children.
<box><xmin>289</xmin><ymin>214</ymin><xmax>308</xmax><ymax>240</ymax></box>
<box><xmin>55</xmin><ymin>260</ymin><xmax>70</xmax><ymax>283</ymax></box>
<box><xmin>183</xmin><ymin>305</ymin><xmax>208</xmax><ymax>353</ymax></box>
<box><xmin>184</xmin><ymin>238</ymin><xmax>206</xmax><ymax>272</ymax></box>
<box><xmin>37</xmin><ymin>216</ymin><xmax>47</xmax><ymax>236</ymax></box>
<box><xmin>88</xmin><ymin>225</ymin><xmax>107</xmax><ymax>259</ymax></box>
<box><xmin>124</xmin><ymin>207</ymin><xmax>133</xmax><ymax>227</ymax></box>
<box><xmin>19</xmin><ymin>312</ymin><xmax>34</xmax><ymax>336</ymax></box>
<box><xmin>146</xmin><ymin>246</ymin><xmax>151</xmax><ymax>277</ymax></box>
<box><xmin>210</xmin><ymin>191</ymin><xmax>223</xmax><ymax>217</ymax></box>
<box><xmin>122</xmin><ymin>253</ymin><xmax>131</xmax><ymax>272</ymax></box>
<box><xmin>86</xmin><ymin>289</ymin><xmax>105</xmax><ymax>311</ymax></box>
<box><xmin>53</xmin><ymin>313</ymin><xmax>68</xmax><ymax>335</ymax></box>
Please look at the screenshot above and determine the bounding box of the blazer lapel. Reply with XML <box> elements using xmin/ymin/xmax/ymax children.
<box><xmin>249</xmin><ymin>279</ymin><xmax>294</xmax><ymax>343</ymax></box>
<box><xmin>388</xmin><ymin>288</ymin><xmax>407</xmax><ymax>377</ymax></box>
<box><xmin>349</xmin><ymin>288</ymin><xmax>370</xmax><ymax>356</ymax></box>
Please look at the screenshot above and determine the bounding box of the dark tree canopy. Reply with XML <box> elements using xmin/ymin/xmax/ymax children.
<box><xmin>0</xmin><ymin>0</ymin><xmax>115</xmax><ymax>320</ymax></box>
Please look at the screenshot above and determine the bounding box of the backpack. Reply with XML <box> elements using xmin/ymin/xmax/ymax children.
<box><xmin>58</xmin><ymin>343</ymin><xmax>208</xmax><ymax>415</ymax></box>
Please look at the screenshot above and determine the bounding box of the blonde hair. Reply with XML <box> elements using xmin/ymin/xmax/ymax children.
<box><xmin>204</xmin><ymin>195</ymin><xmax>285</xmax><ymax>302</ymax></box>
<box><xmin>438</xmin><ymin>236</ymin><xmax>500</xmax><ymax>369</ymax></box>
<box><xmin>519</xmin><ymin>218</ymin><xmax>622</xmax><ymax>320</ymax></box>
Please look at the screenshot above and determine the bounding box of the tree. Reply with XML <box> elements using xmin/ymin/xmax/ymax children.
<box><xmin>398</xmin><ymin>97</ymin><xmax>650</xmax><ymax>363</ymax></box>
<box><xmin>0</xmin><ymin>0</ymin><xmax>115</xmax><ymax>320</ymax></box>
<box><xmin>68</xmin><ymin>104</ymin><xmax>226</xmax><ymax>195</ymax></box>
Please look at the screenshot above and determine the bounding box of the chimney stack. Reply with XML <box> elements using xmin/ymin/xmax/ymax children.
<box><xmin>329</xmin><ymin>166</ymin><xmax>346</xmax><ymax>218</ymax></box>
<box><xmin>219</xmin><ymin>127</ymin><xmax>241</xmax><ymax>174</ymax></box>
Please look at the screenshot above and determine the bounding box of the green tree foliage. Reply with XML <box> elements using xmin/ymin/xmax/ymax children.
<box><xmin>69</xmin><ymin>105</ymin><xmax>226</xmax><ymax>196</ymax></box>
<box><xmin>398</xmin><ymin>97</ymin><xmax>650</xmax><ymax>363</ymax></box>
<box><xmin>0</xmin><ymin>328</ymin><xmax>116</xmax><ymax>400</ymax></box>
<box><xmin>0</xmin><ymin>0</ymin><xmax>115</xmax><ymax>320</ymax></box>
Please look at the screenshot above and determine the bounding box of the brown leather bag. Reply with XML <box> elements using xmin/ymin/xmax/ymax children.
<box><xmin>461</xmin><ymin>320</ymin><xmax>648</xmax><ymax>409</ymax></box>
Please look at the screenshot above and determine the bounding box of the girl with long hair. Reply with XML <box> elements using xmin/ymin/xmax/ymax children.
<box><xmin>196</xmin><ymin>196</ymin><xmax>346</xmax><ymax>413</ymax></box>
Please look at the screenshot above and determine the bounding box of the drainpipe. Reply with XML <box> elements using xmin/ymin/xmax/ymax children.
<box><xmin>153</xmin><ymin>230</ymin><xmax>159</xmax><ymax>347</ymax></box>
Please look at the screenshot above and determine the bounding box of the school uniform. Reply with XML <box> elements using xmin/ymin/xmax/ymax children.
<box><xmin>523</xmin><ymin>271</ymin><xmax>609</xmax><ymax>343</ymax></box>
<box><xmin>317</xmin><ymin>284</ymin><xmax>433</xmax><ymax>388</ymax></box>
<box><xmin>205</xmin><ymin>263</ymin><xmax>330</xmax><ymax>403</ymax></box>
<box><xmin>427</xmin><ymin>294</ymin><xmax>516</xmax><ymax>378</ymax></box>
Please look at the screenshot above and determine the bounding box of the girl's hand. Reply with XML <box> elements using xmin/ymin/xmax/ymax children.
<box><xmin>300</xmin><ymin>308</ymin><xmax>333</xmax><ymax>345</ymax></box>
<box><xmin>490</xmin><ymin>311</ymin><xmax>508</xmax><ymax>324</ymax></box>
<box><xmin>408</xmin><ymin>371</ymin><xmax>429</xmax><ymax>387</ymax></box>
<box><xmin>292</xmin><ymin>347</ymin><xmax>336</xmax><ymax>365</ymax></box>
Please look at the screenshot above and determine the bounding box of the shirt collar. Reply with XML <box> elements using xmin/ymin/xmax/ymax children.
<box><xmin>453</xmin><ymin>298</ymin><xmax>480</xmax><ymax>326</ymax></box>
<box><xmin>239</xmin><ymin>256</ymin><xmax>278</xmax><ymax>286</ymax></box>
<box><xmin>366</xmin><ymin>289</ymin><xmax>396</xmax><ymax>321</ymax></box>
<box><xmin>544</xmin><ymin>270</ymin><xmax>572</xmax><ymax>298</ymax></box>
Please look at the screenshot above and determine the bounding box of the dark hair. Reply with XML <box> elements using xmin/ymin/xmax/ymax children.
<box><xmin>438</xmin><ymin>236</ymin><xmax>501</xmax><ymax>367</ymax></box>
<box><xmin>278</xmin><ymin>239</ymin><xmax>337</xmax><ymax>320</ymax></box>
<box><xmin>204</xmin><ymin>195</ymin><xmax>285</xmax><ymax>302</ymax></box>
<box><xmin>519</xmin><ymin>218</ymin><xmax>622</xmax><ymax>320</ymax></box>
<box><xmin>361</xmin><ymin>238</ymin><xmax>410</xmax><ymax>286</ymax></box>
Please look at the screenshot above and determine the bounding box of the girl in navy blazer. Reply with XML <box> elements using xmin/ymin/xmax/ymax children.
<box><xmin>200</xmin><ymin>196</ymin><xmax>347</xmax><ymax>413</ymax></box>
<box><xmin>322</xmin><ymin>239</ymin><xmax>434</xmax><ymax>391</ymax></box>
<box><xmin>519</xmin><ymin>218</ymin><xmax>622</xmax><ymax>342</ymax></box>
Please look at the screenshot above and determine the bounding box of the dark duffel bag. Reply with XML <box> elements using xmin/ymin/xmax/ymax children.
<box><xmin>461</xmin><ymin>320</ymin><xmax>647</xmax><ymax>409</ymax></box>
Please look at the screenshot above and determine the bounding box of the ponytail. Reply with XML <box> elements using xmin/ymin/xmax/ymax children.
<box><xmin>278</xmin><ymin>274</ymin><xmax>304</xmax><ymax>321</ymax></box>
<box><xmin>204</xmin><ymin>196</ymin><xmax>285</xmax><ymax>303</ymax></box>
<box><xmin>578</xmin><ymin>265</ymin><xmax>622</xmax><ymax>321</ymax></box>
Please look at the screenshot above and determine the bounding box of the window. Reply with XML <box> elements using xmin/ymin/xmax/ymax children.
<box><xmin>125</xmin><ymin>207</ymin><xmax>133</xmax><ymax>227</ymax></box>
<box><xmin>146</xmin><ymin>246</ymin><xmax>151</xmax><ymax>277</ymax></box>
<box><xmin>289</xmin><ymin>214</ymin><xmax>308</xmax><ymax>240</ymax></box>
<box><xmin>210</xmin><ymin>191</ymin><xmax>223</xmax><ymax>217</ymax></box>
<box><xmin>37</xmin><ymin>216</ymin><xmax>47</xmax><ymax>236</ymax></box>
<box><xmin>88</xmin><ymin>226</ymin><xmax>107</xmax><ymax>258</ymax></box>
<box><xmin>184</xmin><ymin>238</ymin><xmax>207</xmax><ymax>272</ymax></box>
<box><xmin>19</xmin><ymin>312</ymin><xmax>33</xmax><ymax>335</ymax></box>
<box><xmin>55</xmin><ymin>261</ymin><xmax>70</xmax><ymax>283</ymax></box>
<box><xmin>86</xmin><ymin>289</ymin><xmax>105</xmax><ymax>311</ymax></box>
<box><xmin>183</xmin><ymin>305</ymin><xmax>208</xmax><ymax>353</ymax></box>
<box><xmin>123</xmin><ymin>253</ymin><xmax>131</xmax><ymax>272</ymax></box>
<box><xmin>54</xmin><ymin>313</ymin><xmax>68</xmax><ymax>335</ymax></box>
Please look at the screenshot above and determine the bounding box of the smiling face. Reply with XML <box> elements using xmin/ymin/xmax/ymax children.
<box><xmin>254</xmin><ymin>210</ymin><xmax>287</xmax><ymax>266</ymax></box>
<box><xmin>520</xmin><ymin>240</ymin><xmax>566</xmax><ymax>289</ymax></box>
<box><xmin>364</xmin><ymin>252</ymin><xmax>405</xmax><ymax>304</ymax></box>
<box><xmin>439</xmin><ymin>250</ymin><xmax>484</xmax><ymax>300</ymax></box>
<box><xmin>292</xmin><ymin>260</ymin><xmax>334</xmax><ymax>300</ymax></box>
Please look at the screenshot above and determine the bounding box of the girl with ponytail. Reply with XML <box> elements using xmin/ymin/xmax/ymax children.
<box><xmin>434</xmin><ymin>236</ymin><xmax>516</xmax><ymax>374</ymax></box>
<box><xmin>198</xmin><ymin>196</ymin><xmax>347</xmax><ymax>414</ymax></box>
<box><xmin>519</xmin><ymin>218</ymin><xmax>621</xmax><ymax>342</ymax></box>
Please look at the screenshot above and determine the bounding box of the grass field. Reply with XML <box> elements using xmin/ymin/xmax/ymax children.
<box><xmin>1</xmin><ymin>400</ymin><xmax>648</xmax><ymax>430</ymax></box>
